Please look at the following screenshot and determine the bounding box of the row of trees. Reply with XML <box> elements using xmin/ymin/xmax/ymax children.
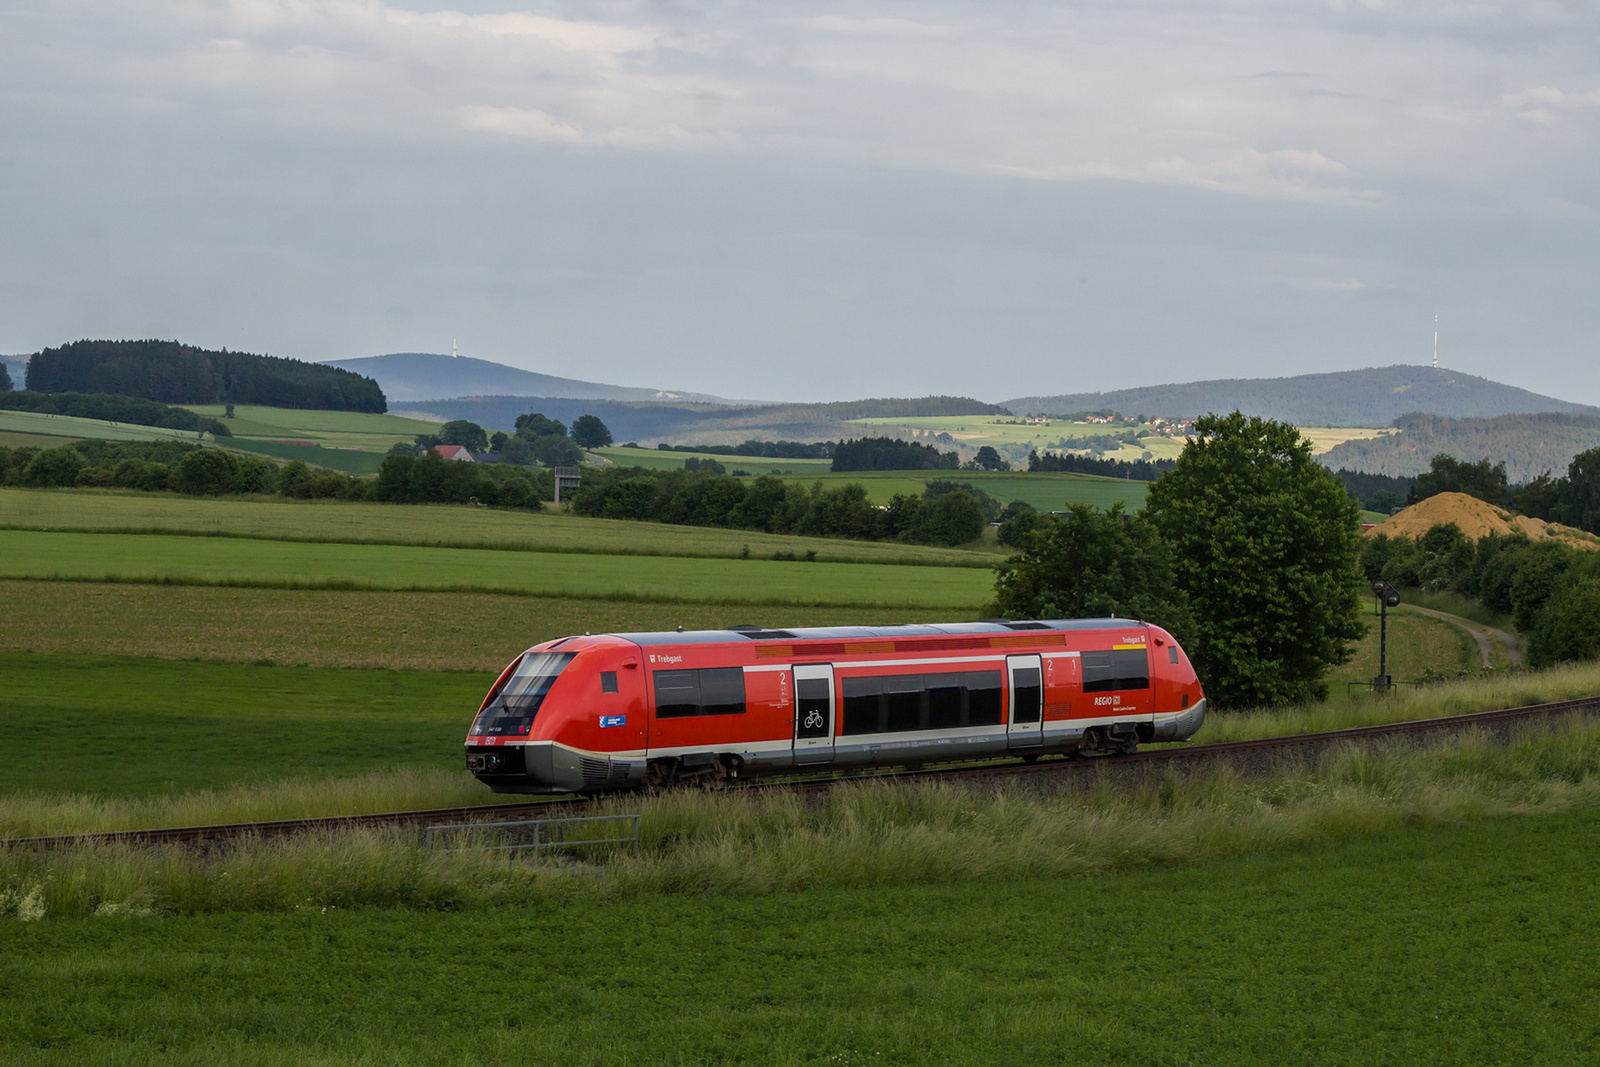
<box><xmin>830</xmin><ymin>436</ymin><xmax>960</xmax><ymax>472</ymax></box>
<box><xmin>0</xmin><ymin>390</ymin><xmax>230</xmax><ymax>436</ymax></box>
<box><xmin>22</xmin><ymin>340</ymin><xmax>386</xmax><ymax>412</ymax></box>
<box><xmin>0</xmin><ymin>441</ymin><xmax>559</xmax><ymax>507</ymax></box>
<box><xmin>1027</xmin><ymin>449</ymin><xmax>1175</xmax><ymax>481</ymax></box>
<box><xmin>404</xmin><ymin>412</ymin><xmax>613</xmax><ymax>468</ymax></box>
<box><xmin>570</xmin><ymin>467</ymin><xmax>992</xmax><ymax>546</ymax></box>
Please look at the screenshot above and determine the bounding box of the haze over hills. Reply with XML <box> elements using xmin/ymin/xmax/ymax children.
<box><xmin>323</xmin><ymin>352</ymin><xmax>741</xmax><ymax>406</ymax></box>
<box><xmin>1005</xmin><ymin>366</ymin><xmax>1598</xmax><ymax>427</ymax></box>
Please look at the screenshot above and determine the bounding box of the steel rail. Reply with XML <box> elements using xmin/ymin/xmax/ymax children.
<box><xmin>9</xmin><ymin>693</ymin><xmax>1599</xmax><ymax>852</ymax></box>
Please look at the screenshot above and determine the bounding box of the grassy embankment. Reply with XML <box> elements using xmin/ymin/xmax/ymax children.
<box><xmin>3</xmin><ymin>803</ymin><xmax>1595</xmax><ymax>1064</ymax></box>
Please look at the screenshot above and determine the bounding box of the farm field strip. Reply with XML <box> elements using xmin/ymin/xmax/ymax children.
<box><xmin>594</xmin><ymin>445</ymin><xmax>835</xmax><ymax>473</ymax></box>
<box><xmin>0</xmin><ymin>489</ymin><xmax>1000</xmax><ymax>565</ymax></box>
<box><xmin>0</xmin><ymin>530</ymin><xmax>995</xmax><ymax>607</ymax></box>
<box><xmin>772</xmin><ymin>469</ymin><xmax>1151</xmax><ymax>510</ymax></box>
<box><xmin>0</xmin><ymin>581</ymin><xmax>945</xmax><ymax>671</ymax></box>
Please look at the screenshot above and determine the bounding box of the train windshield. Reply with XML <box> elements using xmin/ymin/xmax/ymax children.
<box><xmin>470</xmin><ymin>652</ymin><xmax>575</xmax><ymax>737</ymax></box>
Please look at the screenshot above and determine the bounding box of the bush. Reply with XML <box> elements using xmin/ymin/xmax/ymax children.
<box><xmin>177</xmin><ymin>449</ymin><xmax>238</xmax><ymax>495</ymax></box>
<box><xmin>1528</xmin><ymin>578</ymin><xmax>1600</xmax><ymax>668</ymax></box>
<box><xmin>23</xmin><ymin>446</ymin><xmax>86</xmax><ymax>487</ymax></box>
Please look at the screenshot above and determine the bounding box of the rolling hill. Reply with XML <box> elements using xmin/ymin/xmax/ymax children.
<box><xmin>323</xmin><ymin>352</ymin><xmax>740</xmax><ymax>406</ymax></box>
<box><xmin>1005</xmin><ymin>366</ymin><xmax>1598</xmax><ymax>427</ymax></box>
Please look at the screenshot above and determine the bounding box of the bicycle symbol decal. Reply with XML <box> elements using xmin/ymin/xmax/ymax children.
<box><xmin>804</xmin><ymin>709</ymin><xmax>825</xmax><ymax>731</ymax></box>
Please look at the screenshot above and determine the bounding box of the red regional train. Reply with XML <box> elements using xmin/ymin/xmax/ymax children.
<box><xmin>465</xmin><ymin>619</ymin><xmax>1206</xmax><ymax>793</ymax></box>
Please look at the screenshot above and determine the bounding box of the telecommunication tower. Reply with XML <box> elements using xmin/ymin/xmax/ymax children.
<box><xmin>1432</xmin><ymin>314</ymin><xmax>1438</xmax><ymax>370</ymax></box>
<box><xmin>452</xmin><ymin>338</ymin><xmax>459</xmax><ymax>359</ymax></box>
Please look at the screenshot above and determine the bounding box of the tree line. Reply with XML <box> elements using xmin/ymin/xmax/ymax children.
<box><xmin>570</xmin><ymin>467</ymin><xmax>997</xmax><ymax>547</ymax></box>
<box><xmin>23</xmin><ymin>340</ymin><xmax>387</xmax><ymax>413</ymax></box>
<box><xmin>0</xmin><ymin>441</ymin><xmax>555</xmax><ymax>507</ymax></box>
<box><xmin>1402</xmin><ymin>449</ymin><xmax>1600</xmax><ymax>537</ymax></box>
<box><xmin>1027</xmin><ymin>449</ymin><xmax>1175</xmax><ymax>481</ymax></box>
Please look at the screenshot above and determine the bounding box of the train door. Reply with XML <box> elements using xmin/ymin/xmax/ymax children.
<box><xmin>1007</xmin><ymin>654</ymin><xmax>1043</xmax><ymax>748</ymax></box>
<box><xmin>792</xmin><ymin>664</ymin><xmax>835</xmax><ymax>765</ymax></box>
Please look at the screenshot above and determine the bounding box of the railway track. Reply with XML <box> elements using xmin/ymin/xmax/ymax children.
<box><xmin>9</xmin><ymin>693</ymin><xmax>1599</xmax><ymax>852</ymax></box>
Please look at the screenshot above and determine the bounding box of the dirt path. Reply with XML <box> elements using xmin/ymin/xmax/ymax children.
<box><xmin>1406</xmin><ymin>606</ymin><xmax>1524</xmax><ymax>669</ymax></box>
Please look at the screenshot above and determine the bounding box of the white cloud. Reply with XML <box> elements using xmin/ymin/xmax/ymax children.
<box><xmin>7</xmin><ymin>0</ymin><xmax>1596</xmax><ymax>204</ymax></box>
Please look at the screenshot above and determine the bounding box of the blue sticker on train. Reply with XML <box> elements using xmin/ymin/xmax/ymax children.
<box><xmin>599</xmin><ymin>715</ymin><xmax>626</xmax><ymax>728</ymax></box>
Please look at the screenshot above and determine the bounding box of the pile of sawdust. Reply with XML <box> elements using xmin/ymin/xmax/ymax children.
<box><xmin>1369</xmin><ymin>491</ymin><xmax>1600</xmax><ymax>550</ymax></box>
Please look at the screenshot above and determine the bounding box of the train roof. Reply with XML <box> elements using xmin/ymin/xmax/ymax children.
<box><xmin>612</xmin><ymin>619</ymin><xmax>1142</xmax><ymax>646</ymax></box>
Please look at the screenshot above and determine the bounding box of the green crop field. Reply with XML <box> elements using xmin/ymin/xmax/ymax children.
<box><xmin>595</xmin><ymin>445</ymin><xmax>835</xmax><ymax>474</ymax></box>
<box><xmin>182</xmin><ymin>404</ymin><xmax>441</xmax><ymax>450</ymax></box>
<box><xmin>0</xmin><ymin>488</ymin><xmax>1001</xmax><ymax>565</ymax></box>
<box><xmin>5</xmin><ymin>807</ymin><xmax>1599</xmax><ymax>1063</ymax></box>
<box><xmin>0</xmin><ymin>530</ymin><xmax>995</xmax><ymax>608</ymax></box>
<box><xmin>0</xmin><ymin>409</ymin><xmax>208</xmax><ymax>445</ymax></box>
<box><xmin>0</xmin><ymin>654</ymin><xmax>487</xmax><ymax>797</ymax></box>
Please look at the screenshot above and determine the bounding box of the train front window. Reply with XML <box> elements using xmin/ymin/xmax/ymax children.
<box><xmin>470</xmin><ymin>652</ymin><xmax>575</xmax><ymax>737</ymax></box>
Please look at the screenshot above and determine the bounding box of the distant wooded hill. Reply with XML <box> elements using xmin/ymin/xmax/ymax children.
<box><xmin>1004</xmin><ymin>366</ymin><xmax>1597</xmax><ymax>427</ymax></box>
<box><xmin>393</xmin><ymin>395</ymin><xmax>1007</xmax><ymax>446</ymax></box>
<box><xmin>1321</xmin><ymin>412</ymin><xmax>1600</xmax><ymax>485</ymax></box>
<box><xmin>323</xmin><ymin>352</ymin><xmax>741</xmax><ymax>405</ymax></box>
<box><xmin>26</xmin><ymin>340</ymin><xmax>386</xmax><ymax>413</ymax></box>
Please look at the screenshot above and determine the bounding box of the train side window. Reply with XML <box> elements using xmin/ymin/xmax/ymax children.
<box><xmin>600</xmin><ymin>671</ymin><xmax>619</xmax><ymax>693</ymax></box>
<box><xmin>842</xmin><ymin>676</ymin><xmax>884</xmax><ymax>735</ymax></box>
<box><xmin>653</xmin><ymin>668</ymin><xmax>747</xmax><ymax>718</ymax></box>
<box><xmin>1082</xmin><ymin>650</ymin><xmax>1150</xmax><ymax>692</ymax></box>
<box><xmin>884</xmin><ymin>674</ymin><xmax>922</xmax><ymax>732</ymax></box>
<box><xmin>698</xmin><ymin>668</ymin><xmax>746</xmax><ymax>716</ymax></box>
<box><xmin>965</xmin><ymin>671</ymin><xmax>1004</xmax><ymax>726</ymax></box>
<box><xmin>926</xmin><ymin>679</ymin><xmax>963</xmax><ymax>730</ymax></box>
<box><xmin>1011</xmin><ymin>666</ymin><xmax>1042</xmax><ymax>724</ymax></box>
<box><xmin>1168</xmin><ymin>647</ymin><xmax>1178</xmax><ymax>665</ymax></box>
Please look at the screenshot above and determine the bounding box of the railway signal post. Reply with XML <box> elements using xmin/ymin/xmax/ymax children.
<box><xmin>1371</xmin><ymin>580</ymin><xmax>1401</xmax><ymax>691</ymax></box>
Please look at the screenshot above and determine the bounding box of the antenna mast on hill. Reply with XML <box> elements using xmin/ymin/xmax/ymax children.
<box><xmin>452</xmin><ymin>338</ymin><xmax>458</xmax><ymax>359</ymax></box>
<box><xmin>1432</xmin><ymin>314</ymin><xmax>1438</xmax><ymax>370</ymax></box>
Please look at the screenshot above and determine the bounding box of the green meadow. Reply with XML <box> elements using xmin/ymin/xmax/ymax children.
<box><xmin>0</xmin><ymin>529</ymin><xmax>994</xmax><ymax>607</ymax></box>
<box><xmin>774</xmin><ymin>469</ymin><xmax>1150</xmax><ymax>510</ymax></box>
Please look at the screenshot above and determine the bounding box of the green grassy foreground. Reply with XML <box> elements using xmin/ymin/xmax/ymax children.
<box><xmin>0</xmin><ymin>530</ymin><xmax>993</xmax><ymax>607</ymax></box>
<box><xmin>0</xmin><ymin>655</ymin><xmax>489</xmax><ymax>798</ymax></box>
<box><xmin>4</xmin><ymin>804</ymin><xmax>1598</xmax><ymax>1064</ymax></box>
<box><xmin>0</xmin><ymin>488</ymin><xmax>999</xmax><ymax>565</ymax></box>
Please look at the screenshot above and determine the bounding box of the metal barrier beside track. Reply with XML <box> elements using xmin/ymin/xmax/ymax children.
<box><xmin>7</xmin><ymin>693</ymin><xmax>1599</xmax><ymax>852</ymax></box>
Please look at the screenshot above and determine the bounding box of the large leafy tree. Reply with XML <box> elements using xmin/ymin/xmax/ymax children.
<box><xmin>1143</xmin><ymin>411</ymin><xmax>1364</xmax><ymax>708</ymax></box>
<box><xmin>570</xmin><ymin>414</ymin><xmax>614</xmax><ymax>450</ymax></box>
<box><xmin>992</xmin><ymin>502</ymin><xmax>1194</xmax><ymax>644</ymax></box>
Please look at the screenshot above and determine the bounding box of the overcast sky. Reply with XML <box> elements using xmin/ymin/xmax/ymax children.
<box><xmin>2</xmin><ymin>1</ymin><xmax>1597</xmax><ymax>403</ymax></box>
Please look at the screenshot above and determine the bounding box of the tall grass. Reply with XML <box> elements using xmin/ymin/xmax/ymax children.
<box><xmin>6</xmin><ymin>719</ymin><xmax>1599</xmax><ymax>920</ymax></box>
<box><xmin>0</xmin><ymin>768</ymin><xmax>523</xmax><ymax>840</ymax></box>
<box><xmin>1196</xmin><ymin>659</ymin><xmax>1600</xmax><ymax>743</ymax></box>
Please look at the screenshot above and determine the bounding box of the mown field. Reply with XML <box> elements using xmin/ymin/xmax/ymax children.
<box><xmin>594</xmin><ymin>444</ymin><xmax>836</xmax><ymax>474</ymax></box>
<box><xmin>4</xmin><ymin>802</ymin><xmax>1599</xmax><ymax>1063</ymax></box>
<box><xmin>0</xmin><ymin>408</ymin><xmax>205</xmax><ymax>444</ymax></box>
<box><xmin>0</xmin><ymin>488</ymin><xmax>1001</xmax><ymax>565</ymax></box>
<box><xmin>0</xmin><ymin>530</ymin><xmax>994</xmax><ymax>608</ymax></box>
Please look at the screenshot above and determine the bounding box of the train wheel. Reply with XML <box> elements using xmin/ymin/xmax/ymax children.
<box><xmin>645</xmin><ymin>759</ymin><xmax>678</xmax><ymax>791</ymax></box>
<box><xmin>1020</xmin><ymin>754</ymin><xmax>1040</xmax><ymax>764</ymax></box>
